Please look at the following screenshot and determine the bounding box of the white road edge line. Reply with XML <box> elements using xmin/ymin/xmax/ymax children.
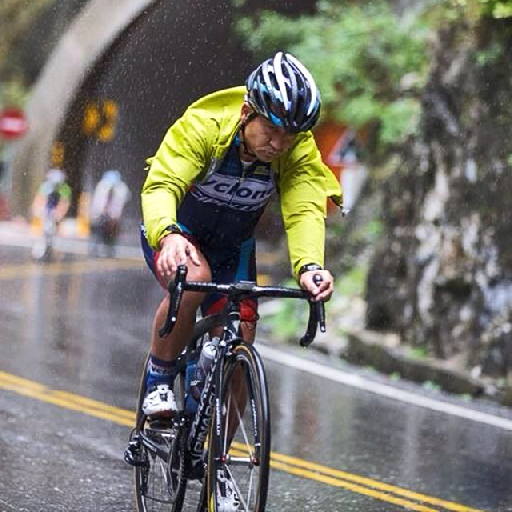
<box><xmin>257</xmin><ymin>344</ymin><xmax>512</xmax><ymax>432</ymax></box>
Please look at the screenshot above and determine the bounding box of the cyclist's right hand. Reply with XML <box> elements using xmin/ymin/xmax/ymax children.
<box><xmin>299</xmin><ymin>269</ymin><xmax>333</xmax><ymax>302</ymax></box>
<box><xmin>157</xmin><ymin>233</ymin><xmax>201</xmax><ymax>279</ymax></box>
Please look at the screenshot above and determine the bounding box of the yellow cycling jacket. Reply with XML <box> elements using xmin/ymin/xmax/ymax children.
<box><xmin>141</xmin><ymin>86</ymin><xmax>342</xmax><ymax>279</ymax></box>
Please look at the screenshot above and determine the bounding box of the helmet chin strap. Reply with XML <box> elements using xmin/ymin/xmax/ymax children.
<box><xmin>239</xmin><ymin>111</ymin><xmax>259</xmax><ymax>160</ymax></box>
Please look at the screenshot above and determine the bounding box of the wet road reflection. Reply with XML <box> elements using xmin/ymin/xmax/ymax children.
<box><xmin>0</xmin><ymin>246</ymin><xmax>511</xmax><ymax>511</ymax></box>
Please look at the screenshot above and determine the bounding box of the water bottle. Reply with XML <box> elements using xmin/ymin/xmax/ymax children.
<box><xmin>191</xmin><ymin>337</ymin><xmax>220</xmax><ymax>401</ymax></box>
<box><xmin>184</xmin><ymin>357</ymin><xmax>199</xmax><ymax>415</ymax></box>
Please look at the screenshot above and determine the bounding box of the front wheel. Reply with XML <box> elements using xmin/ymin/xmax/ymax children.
<box><xmin>208</xmin><ymin>343</ymin><xmax>271</xmax><ymax>512</ymax></box>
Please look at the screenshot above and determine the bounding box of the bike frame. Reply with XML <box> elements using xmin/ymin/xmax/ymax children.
<box><xmin>158</xmin><ymin>264</ymin><xmax>325</xmax><ymax>468</ymax></box>
<box><xmin>187</xmin><ymin>303</ymin><xmax>242</xmax><ymax>466</ymax></box>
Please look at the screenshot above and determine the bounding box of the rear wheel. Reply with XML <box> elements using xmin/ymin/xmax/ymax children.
<box><xmin>207</xmin><ymin>343</ymin><xmax>271</xmax><ymax>512</ymax></box>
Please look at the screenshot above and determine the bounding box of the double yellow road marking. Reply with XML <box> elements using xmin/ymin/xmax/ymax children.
<box><xmin>0</xmin><ymin>369</ymin><xmax>483</xmax><ymax>511</ymax></box>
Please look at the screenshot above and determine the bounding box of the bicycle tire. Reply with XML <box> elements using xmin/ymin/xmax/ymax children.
<box><xmin>207</xmin><ymin>342</ymin><xmax>271</xmax><ymax>512</ymax></box>
<box><xmin>134</xmin><ymin>352</ymin><xmax>187</xmax><ymax>512</ymax></box>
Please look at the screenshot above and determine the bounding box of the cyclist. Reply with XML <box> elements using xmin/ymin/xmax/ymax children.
<box><xmin>141</xmin><ymin>51</ymin><xmax>342</xmax><ymax>410</ymax></box>
<box><xmin>139</xmin><ymin>52</ymin><xmax>342</xmax><ymax>504</ymax></box>
<box><xmin>31</xmin><ymin>168</ymin><xmax>71</xmax><ymax>260</ymax></box>
<box><xmin>32</xmin><ymin>168</ymin><xmax>71</xmax><ymax>222</ymax></box>
<box><xmin>89</xmin><ymin>169</ymin><xmax>131</xmax><ymax>257</ymax></box>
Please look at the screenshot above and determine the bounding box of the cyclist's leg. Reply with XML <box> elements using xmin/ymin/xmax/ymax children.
<box><xmin>140</xmin><ymin>225</ymin><xmax>211</xmax><ymax>415</ymax></box>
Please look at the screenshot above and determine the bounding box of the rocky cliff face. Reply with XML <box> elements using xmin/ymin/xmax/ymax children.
<box><xmin>366</xmin><ymin>18</ymin><xmax>512</xmax><ymax>380</ymax></box>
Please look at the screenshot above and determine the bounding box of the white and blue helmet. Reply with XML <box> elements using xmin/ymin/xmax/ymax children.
<box><xmin>246</xmin><ymin>52</ymin><xmax>321</xmax><ymax>133</ymax></box>
<box><xmin>45</xmin><ymin>168</ymin><xmax>66</xmax><ymax>184</ymax></box>
<box><xmin>101</xmin><ymin>170</ymin><xmax>121</xmax><ymax>183</ymax></box>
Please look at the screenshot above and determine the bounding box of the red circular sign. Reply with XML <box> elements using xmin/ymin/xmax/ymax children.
<box><xmin>0</xmin><ymin>108</ymin><xmax>28</xmax><ymax>139</ymax></box>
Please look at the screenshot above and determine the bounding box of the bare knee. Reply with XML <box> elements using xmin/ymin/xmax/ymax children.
<box><xmin>186</xmin><ymin>260</ymin><xmax>211</xmax><ymax>282</ymax></box>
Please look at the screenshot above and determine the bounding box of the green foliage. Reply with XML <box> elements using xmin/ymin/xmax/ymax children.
<box><xmin>336</xmin><ymin>263</ymin><xmax>368</xmax><ymax>297</ymax></box>
<box><xmin>409</xmin><ymin>346</ymin><xmax>429</xmax><ymax>359</ymax></box>
<box><xmin>476</xmin><ymin>42</ymin><xmax>503</xmax><ymax>66</ymax></box>
<box><xmin>236</xmin><ymin>1</ymin><xmax>430</xmax><ymax>149</ymax></box>
<box><xmin>265</xmin><ymin>295</ymin><xmax>309</xmax><ymax>341</ymax></box>
<box><xmin>440</xmin><ymin>0</ymin><xmax>512</xmax><ymax>19</ymax></box>
<box><xmin>475</xmin><ymin>0</ymin><xmax>512</xmax><ymax>18</ymax></box>
<box><xmin>422</xmin><ymin>380</ymin><xmax>441</xmax><ymax>391</ymax></box>
<box><xmin>0</xmin><ymin>78</ymin><xmax>27</xmax><ymax>109</ymax></box>
<box><xmin>263</xmin><ymin>264</ymin><xmax>368</xmax><ymax>343</ymax></box>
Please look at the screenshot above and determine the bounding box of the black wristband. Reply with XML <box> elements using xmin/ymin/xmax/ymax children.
<box><xmin>162</xmin><ymin>224</ymin><xmax>182</xmax><ymax>236</ymax></box>
<box><xmin>298</xmin><ymin>263</ymin><xmax>322</xmax><ymax>277</ymax></box>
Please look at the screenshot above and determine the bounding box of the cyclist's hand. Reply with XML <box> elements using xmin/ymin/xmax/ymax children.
<box><xmin>299</xmin><ymin>269</ymin><xmax>334</xmax><ymax>302</ymax></box>
<box><xmin>157</xmin><ymin>234</ymin><xmax>201</xmax><ymax>279</ymax></box>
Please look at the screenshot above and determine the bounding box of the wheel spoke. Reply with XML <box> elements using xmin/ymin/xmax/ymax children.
<box><xmin>235</xmin><ymin>394</ymin><xmax>252</xmax><ymax>458</ymax></box>
<box><xmin>224</xmin><ymin>388</ymin><xmax>232</xmax><ymax>454</ymax></box>
<box><xmin>209</xmin><ymin>344</ymin><xmax>269</xmax><ymax>512</ymax></box>
<box><xmin>226</xmin><ymin>464</ymin><xmax>249</xmax><ymax>512</ymax></box>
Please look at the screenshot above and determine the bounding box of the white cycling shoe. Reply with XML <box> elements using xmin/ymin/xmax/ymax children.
<box><xmin>142</xmin><ymin>383</ymin><xmax>177</xmax><ymax>416</ymax></box>
<box><xmin>216</xmin><ymin>469</ymin><xmax>241</xmax><ymax>512</ymax></box>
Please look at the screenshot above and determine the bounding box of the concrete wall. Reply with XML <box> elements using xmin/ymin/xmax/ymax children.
<box><xmin>9</xmin><ymin>0</ymin><xmax>157</xmax><ymax>217</ymax></box>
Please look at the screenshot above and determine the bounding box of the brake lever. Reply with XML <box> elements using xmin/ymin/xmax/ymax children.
<box><xmin>299</xmin><ymin>301</ymin><xmax>318</xmax><ymax>347</ymax></box>
<box><xmin>158</xmin><ymin>265</ymin><xmax>188</xmax><ymax>338</ymax></box>
<box><xmin>313</xmin><ymin>274</ymin><xmax>326</xmax><ymax>333</ymax></box>
<box><xmin>299</xmin><ymin>273</ymin><xmax>326</xmax><ymax>347</ymax></box>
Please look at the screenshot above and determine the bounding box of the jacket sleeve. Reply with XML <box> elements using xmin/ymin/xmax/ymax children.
<box><xmin>278</xmin><ymin>132</ymin><xmax>343</xmax><ymax>279</ymax></box>
<box><xmin>141</xmin><ymin>110</ymin><xmax>217</xmax><ymax>249</ymax></box>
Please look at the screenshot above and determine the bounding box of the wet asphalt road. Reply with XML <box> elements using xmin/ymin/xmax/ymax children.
<box><xmin>1</xmin><ymin>244</ymin><xmax>512</xmax><ymax>512</ymax></box>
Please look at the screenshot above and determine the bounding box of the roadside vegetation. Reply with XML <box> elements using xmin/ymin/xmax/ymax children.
<box><xmin>235</xmin><ymin>0</ymin><xmax>512</xmax><ymax>403</ymax></box>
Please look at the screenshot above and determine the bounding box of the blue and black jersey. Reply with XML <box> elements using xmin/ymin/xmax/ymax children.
<box><xmin>177</xmin><ymin>137</ymin><xmax>275</xmax><ymax>253</ymax></box>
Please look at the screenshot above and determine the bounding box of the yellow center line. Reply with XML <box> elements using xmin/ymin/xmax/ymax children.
<box><xmin>0</xmin><ymin>259</ymin><xmax>143</xmax><ymax>280</ymax></box>
<box><xmin>260</xmin><ymin>450</ymin><xmax>481</xmax><ymax>512</ymax></box>
<box><xmin>228</xmin><ymin>447</ymin><xmax>439</xmax><ymax>512</ymax></box>
<box><xmin>271</xmin><ymin>460</ymin><xmax>440</xmax><ymax>512</ymax></box>
<box><xmin>0</xmin><ymin>370</ymin><xmax>484</xmax><ymax>512</ymax></box>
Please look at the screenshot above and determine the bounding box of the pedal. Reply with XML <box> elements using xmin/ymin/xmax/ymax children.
<box><xmin>124</xmin><ymin>438</ymin><xmax>145</xmax><ymax>467</ymax></box>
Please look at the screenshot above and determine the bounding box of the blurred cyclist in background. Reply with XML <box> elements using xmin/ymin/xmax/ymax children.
<box><xmin>89</xmin><ymin>169</ymin><xmax>131</xmax><ymax>257</ymax></box>
<box><xmin>31</xmin><ymin>168</ymin><xmax>71</xmax><ymax>261</ymax></box>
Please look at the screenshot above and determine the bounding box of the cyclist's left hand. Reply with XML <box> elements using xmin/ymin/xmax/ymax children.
<box><xmin>299</xmin><ymin>269</ymin><xmax>334</xmax><ymax>302</ymax></box>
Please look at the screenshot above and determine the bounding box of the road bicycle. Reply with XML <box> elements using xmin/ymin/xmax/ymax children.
<box><xmin>125</xmin><ymin>265</ymin><xmax>326</xmax><ymax>511</ymax></box>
